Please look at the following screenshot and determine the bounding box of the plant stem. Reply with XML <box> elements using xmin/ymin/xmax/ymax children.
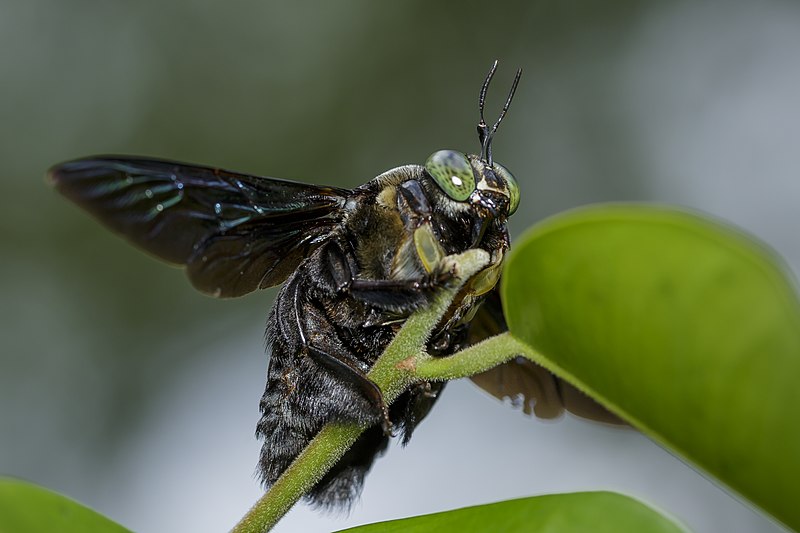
<box><xmin>414</xmin><ymin>331</ymin><xmax>534</xmax><ymax>381</ymax></box>
<box><xmin>231</xmin><ymin>249</ymin><xmax>491</xmax><ymax>533</ymax></box>
<box><xmin>231</xmin><ymin>423</ymin><xmax>364</xmax><ymax>533</ymax></box>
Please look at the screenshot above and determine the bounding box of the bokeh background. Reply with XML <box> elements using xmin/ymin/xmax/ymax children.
<box><xmin>2</xmin><ymin>1</ymin><xmax>799</xmax><ymax>532</ymax></box>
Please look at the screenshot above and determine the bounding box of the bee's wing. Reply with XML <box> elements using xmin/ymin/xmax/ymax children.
<box><xmin>468</xmin><ymin>288</ymin><xmax>625</xmax><ymax>425</ymax></box>
<box><xmin>49</xmin><ymin>156</ymin><xmax>349</xmax><ymax>297</ymax></box>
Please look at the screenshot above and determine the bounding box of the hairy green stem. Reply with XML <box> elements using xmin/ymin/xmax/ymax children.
<box><xmin>231</xmin><ymin>423</ymin><xmax>363</xmax><ymax>533</ymax></box>
<box><xmin>232</xmin><ymin>249</ymin><xmax>491</xmax><ymax>533</ymax></box>
<box><xmin>414</xmin><ymin>331</ymin><xmax>533</xmax><ymax>381</ymax></box>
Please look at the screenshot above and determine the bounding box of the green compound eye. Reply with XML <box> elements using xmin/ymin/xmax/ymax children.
<box><xmin>425</xmin><ymin>150</ymin><xmax>476</xmax><ymax>202</ymax></box>
<box><xmin>493</xmin><ymin>163</ymin><xmax>519</xmax><ymax>215</ymax></box>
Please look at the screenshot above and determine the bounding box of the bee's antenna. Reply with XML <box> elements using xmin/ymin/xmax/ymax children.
<box><xmin>477</xmin><ymin>60</ymin><xmax>497</xmax><ymax>162</ymax></box>
<box><xmin>477</xmin><ymin>60</ymin><xmax>522</xmax><ymax>166</ymax></box>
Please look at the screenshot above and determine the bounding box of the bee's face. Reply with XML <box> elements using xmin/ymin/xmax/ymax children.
<box><xmin>424</xmin><ymin>149</ymin><xmax>519</xmax><ymax>222</ymax></box>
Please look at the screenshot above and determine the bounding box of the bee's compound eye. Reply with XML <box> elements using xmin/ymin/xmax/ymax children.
<box><xmin>425</xmin><ymin>150</ymin><xmax>475</xmax><ymax>202</ymax></box>
<box><xmin>493</xmin><ymin>162</ymin><xmax>519</xmax><ymax>215</ymax></box>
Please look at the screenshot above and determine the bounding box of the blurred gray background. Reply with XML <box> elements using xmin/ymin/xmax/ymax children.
<box><xmin>1</xmin><ymin>1</ymin><xmax>798</xmax><ymax>532</ymax></box>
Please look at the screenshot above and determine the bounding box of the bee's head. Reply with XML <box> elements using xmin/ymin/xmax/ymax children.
<box><xmin>424</xmin><ymin>149</ymin><xmax>519</xmax><ymax>220</ymax></box>
<box><xmin>422</xmin><ymin>61</ymin><xmax>521</xmax><ymax>245</ymax></box>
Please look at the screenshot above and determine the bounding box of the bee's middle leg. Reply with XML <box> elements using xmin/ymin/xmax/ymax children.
<box><xmin>290</xmin><ymin>280</ymin><xmax>393</xmax><ymax>434</ymax></box>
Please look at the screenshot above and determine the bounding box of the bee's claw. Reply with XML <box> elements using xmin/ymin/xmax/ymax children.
<box><xmin>380</xmin><ymin>405</ymin><xmax>394</xmax><ymax>437</ymax></box>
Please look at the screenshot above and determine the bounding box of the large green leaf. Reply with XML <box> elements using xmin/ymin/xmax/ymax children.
<box><xmin>0</xmin><ymin>478</ymin><xmax>130</xmax><ymax>533</ymax></box>
<box><xmin>502</xmin><ymin>205</ymin><xmax>800</xmax><ymax>530</ymax></box>
<box><xmin>337</xmin><ymin>492</ymin><xmax>686</xmax><ymax>532</ymax></box>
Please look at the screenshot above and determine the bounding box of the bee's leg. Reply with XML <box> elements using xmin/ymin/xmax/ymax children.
<box><xmin>320</xmin><ymin>239</ymin><xmax>453</xmax><ymax>313</ymax></box>
<box><xmin>291</xmin><ymin>280</ymin><xmax>393</xmax><ymax>435</ymax></box>
<box><xmin>305</xmin><ymin>343</ymin><xmax>393</xmax><ymax>435</ymax></box>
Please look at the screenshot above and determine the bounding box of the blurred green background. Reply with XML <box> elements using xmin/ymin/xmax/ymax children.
<box><xmin>2</xmin><ymin>1</ymin><xmax>798</xmax><ymax>532</ymax></box>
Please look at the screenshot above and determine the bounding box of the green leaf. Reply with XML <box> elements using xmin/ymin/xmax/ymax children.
<box><xmin>502</xmin><ymin>205</ymin><xmax>800</xmax><ymax>530</ymax></box>
<box><xmin>337</xmin><ymin>492</ymin><xmax>687</xmax><ymax>532</ymax></box>
<box><xmin>0</xmin><ymin>478</ymin><xmax>130</xmax><ymax>533</ymax></box>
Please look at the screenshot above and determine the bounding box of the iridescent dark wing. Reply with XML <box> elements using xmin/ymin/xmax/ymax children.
<box><xmin>468</xmin><ymin>288</ymin><xmax>625</xmax><ymax>425</ymax></box>
<box><xmin>49</xmin><ymin>156</ymin><xmax>349</xmax><ymax>297</ymax></box>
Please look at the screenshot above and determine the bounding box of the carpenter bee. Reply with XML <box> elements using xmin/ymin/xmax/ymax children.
<box><xmin>49</xmin><ymin>62</ymin><xmax>615</xmax><ymax>509</ymax></box>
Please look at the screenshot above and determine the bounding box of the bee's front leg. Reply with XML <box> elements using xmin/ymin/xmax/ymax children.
<box><xmin>318</xmin><ymin>236</ymin><xmax>455</xmax><ymax>314</ymax></box>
